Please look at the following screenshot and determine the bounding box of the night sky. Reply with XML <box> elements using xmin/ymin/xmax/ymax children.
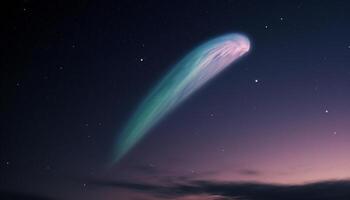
<box><xmin>3</xmin><ymin>1</ymin><xmax>350</xmax><ymax>199</ymax></box>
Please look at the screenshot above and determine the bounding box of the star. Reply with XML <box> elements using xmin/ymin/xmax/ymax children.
<box><xmin>194</xmin><ymin>130</ymin><xmax>200</xmax><ymax>136</ymax></box>
<box><xmin>325</xmin><ymin>109</ymin><xmax>329</xmax><ymax>113</ymax></box>
<box><xmin>44</xmin><ymin>165</ymin><xmax>52</xmax><ymax>171</ymax></box>
<box><xmin>140</xmin><ymin>58</ymin><xmax>144</xmax><ymax>62</ymax></box>
<box><xmin>254</xmin><ymin>79</ymin><xmax>259</xmax><ymax>83</ymax></box>
<box><xmin>265</xmin><ymin>25</ymin><xmax>268</xmax><ymax>29</ymax></box>
<box><xmin>280</xmin><ymin>17</ymin><xmax>284</xmax><ymax>21</ymax></box>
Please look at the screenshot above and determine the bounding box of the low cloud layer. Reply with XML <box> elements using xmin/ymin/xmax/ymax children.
<box><xmin>91</xmin><ymin>178</ymin><xmax>350</xmax><ymax>200</ymax></box>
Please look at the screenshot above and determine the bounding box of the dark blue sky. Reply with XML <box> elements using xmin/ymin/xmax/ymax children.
<box><xmin>2</xmin><ymin>1</ymin><xmax>350</xmax><ymax>199</ymax></box>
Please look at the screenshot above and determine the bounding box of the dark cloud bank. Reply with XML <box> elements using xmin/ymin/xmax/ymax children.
<box><xmin>91</xmin><ymin>178</ymin><xmax>350</xmax><ymax>200</ymax></box>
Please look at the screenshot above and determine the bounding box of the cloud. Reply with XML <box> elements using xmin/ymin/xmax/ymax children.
<box><xmin>0</xmin><ymin>191</ymin><xmax>55</xmax><ymax>200</ymax></box>
<box><xmin>90</xmin><ymin>178</ymin><xmax>350</xmax><ymax>200</ymax></box>
<box><xmin>237</xmin><ymin>169</ymin><xmax>262</xmax><ymax>176</ymax></box>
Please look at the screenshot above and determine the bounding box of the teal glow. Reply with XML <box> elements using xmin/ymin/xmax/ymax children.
<box><xmin>113</xmin><ymin>33</ymin><xmax>250</xmax><ymax>163</ymax></box>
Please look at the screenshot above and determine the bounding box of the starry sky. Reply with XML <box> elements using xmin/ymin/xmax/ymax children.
<box><xmin>2</xmin><ymin>1</ymin><xmax>350</xmax><ymax>200</ymax></box>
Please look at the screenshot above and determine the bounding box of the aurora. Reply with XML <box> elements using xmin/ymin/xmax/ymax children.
<box><xmin>113</xmin><ymin>33</ymin><xmax>250</xmax><ymax>163</ymax></box>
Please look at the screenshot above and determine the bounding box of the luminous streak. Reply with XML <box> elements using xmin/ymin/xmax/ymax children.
<box><xmin>113</xmin><ymin>33</ymin><xmax>250</xmax><ymax>163</ymax></box>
